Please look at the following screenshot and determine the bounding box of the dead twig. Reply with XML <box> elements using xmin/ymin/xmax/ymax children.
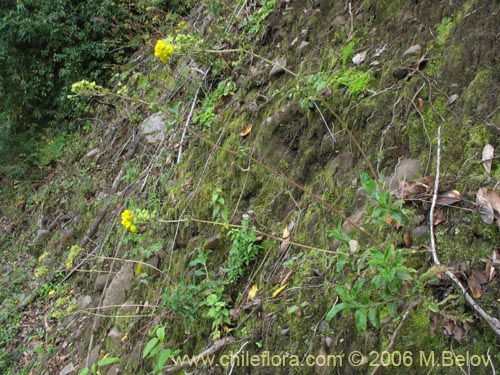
<box><xmin>429</xmin><ymin>126</ymin><xmax>500</xmax><ymax>338</ymax></box>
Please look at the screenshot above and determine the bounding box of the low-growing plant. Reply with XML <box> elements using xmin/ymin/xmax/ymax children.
<box><xmin>142</xmin><ymin>326</ymin><xmax>181</xmax><ymax>374</ymax></box>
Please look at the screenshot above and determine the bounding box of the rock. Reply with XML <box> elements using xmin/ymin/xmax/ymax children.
<box><xmin>108</xmin><ymin>326</ymin><xmax>122</xmax><ymax>344</ymax></box>
<box><xmin>385</xmin><ymin>158</ymin><xmax>422</xmax><ymax>190</ymax></box>
<box><xmin>84</xmin><ymin>148</ymin><xmax>100</xmax><ymax>159</ymax></box>
<box><xmin>269</xmin><ymin>57</ymin><xmax>287</xmax><ymax>77</ymax></box>
<box><xmin>392</xmin><ymin>66</ymin><xmax>412</xmax><ymax>80</ymax></box>
<box><xmin>403</xmin><ymin>44</ymin><xmax>422</xmax><ymax>57</ymax></box>
<box><xmin>140</xmin><ymin>113</ymin><xmax>168</xmax><ymax>143</ymax></box>
<box><xmin>265</xmin><ymin>101</ymin><xmax>301</xmax><ymax>127</ymax></box>
<box><xmin>318</xmin><ymin>320</ymin><xmax>330</xmax><ymax>332</ymax></box>
<box><xmin>94</xmin><ymin>274</ymin><xmax>108</xmax><ymax>292</ymax></box>
<box><xmin>411</xmin><ymin>225</ymin><xmax>430</xmax><ymax>245</ymax></box>
<box><xmin>88</xmin><ymin>344</ymin><xmax>101</xmax><ymax>367</ymax></box>
<box><xmin>298</xmin><ymin>40</ymin><xmax>310</xmax><ymax>51</ymax></box>
<box><xmin>78</xmin><ymin>295</ymin><xmax>92</xmax><ymax>309</ymax></box>
<box><xmin>332</xmin><ymin>15</ymin><xmax>346</xmax><ymax>27</ymax></box>
<box><xmin>59</xmin><ymin>363</ymin><xmax>75</xmax><ymax>375</ymax></box>
<box><xmin>102</xmin><ymin>263</ymin><xmax>133</xmax><ymax>307</ymax></box>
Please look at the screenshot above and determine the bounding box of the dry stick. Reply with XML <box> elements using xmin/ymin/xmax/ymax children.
<box><xmin>369</xmin><ymin>300</ymin><xmax>419</xmax><ymax>375</ymax></box>
<box><xmin>430</xmin><ymin>126</ymin><xmax>500</xmax><ymax>338</ymax></box>
<box><xmin>187</xmin><ymin>127</ymin><xmax>378</xmax><ymax>245</ymax></box>
<box><xmin>177</xmin><ymin>68</ymin><xmax>209</xmax><ymax>164</ymax></box>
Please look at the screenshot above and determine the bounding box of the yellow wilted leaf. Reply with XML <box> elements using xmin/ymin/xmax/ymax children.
<box><xmin>135</xmin><ymin>263</ymin><xmax>143</xmax><ymax>277</ymax></box>
<box><xmin>272</xmin><ymin>284</ymin><xmax>287</xmax><ymax>298</ymax></box>
<box><xmin>240</xmin><ymin>124</ymin><xmax>253</xmax><ymax>137</ymax></box>
<box><xmin>282</xmin><ymin>221</ymin><xmax>294</xmax><ymax>239</ymax></box>
<box><xmin>248</xmin><ymin>284</ymin><xmax>259</xmax><ymax>300</ymax></box>
<box><xmin>121</xmin><ymin>332</ymin><xmax>129</xmax><ymax>342</ymax></box>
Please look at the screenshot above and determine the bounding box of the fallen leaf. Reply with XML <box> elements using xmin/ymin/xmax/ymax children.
<box><xmin>418</xmin><ymin>97</ymin><xmax>424</xmax><ymax>109</ymax></box>
<box><xmin>397</xmin><ymin>176</ymin><xmax>435</xmax><ymax>200</ymax></box>
<box><xmin>352</xmin><ymin>50</ymin><xmax>368</xmax><ymax>65</ymax></box>
<box><xmin>471</xmin><ymin>269</ymin><xmax>488</xmax><ymax>285</ymax></box>
<box><xmin>482</xmin><ymin>144</ymin><xmax>494</xmax><ymax>175</ymax></box>
<box><xmin>447</xmin><ymin>94</ymin><xmax>459</xmax><ymax>106</ymax></box>
<box><xmin>240</xmin><ymin>123</ymin><xmax>253</xmax><ymax>137</ymax></box>
<box><xmin>272</xmin><ymin>284</ymin><xmax>287</xmax><ymax>298</ymax></box>
<box><xmin>247</xmin><ymin>284</ymin><xmax>259</xmax><ymax>301</ymax></box>
<box><xmin>436</xmin><ymin>190</ymin><xmax>462</xmax><ymax>206</ymax></box>
<box><xmin>467</xmin><ymin>274</ymin><xmax>482</xmax><ymax>299</ymax></box>
<box><xmin>476</xmin><ymin>188</ymin><xmax>495</xmax><ymax>224</ymax></box>
<box><xmin>403</xmin><ymin>230</ymin><xmax>411</xmax><ymax>247</ymax></box>
<box><xmin>282</xmin><ymin>221</ymin><xmax>294</xmax><ymax>239</ymax></box>
<box><xmin>433</xmin><ymin>211</ymin><xmax>446</xmax><ymax>226</ymax></box>
<box><xmin>280</xmin><ymin>269</ymin><xmax>294</xmax><ymax>286</ymax></box>
<box><xmin>135</xmin><ymin>263</ymin><xmax>143</xmax><ymax>277</ymax></box>
<box><xmin>477</xmin><ymin>187</ymin><xmax>500</xmax><ymax>224</ymax></box>
<box><xmin>279</xmin><ymin>239</ymin><xmax>291</xmax><ymax>254</ymax></box>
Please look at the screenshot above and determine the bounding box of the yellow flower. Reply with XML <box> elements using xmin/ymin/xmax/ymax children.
<box><xmin>130</xmin><ymin>225</ymin><xmax>137</xmax><ymax>233</ymax></box>
<box><xmin>154</xmin><ymin>39</ymin><xmax>174</xmax><ymax>63</ymax></box>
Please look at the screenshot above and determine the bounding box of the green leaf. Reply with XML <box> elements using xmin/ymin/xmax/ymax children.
<box><xmin>154</xmin><ymin>349</ymin><xmax>173</xmax><ymax>373</ymax></box>
<box><xmin>156</xmin><ymin>326</ymin><xmax>166</xmax><ymax>342</ymax></box>
<box><xmin>325</xmin><ymin>302</ymin><xmax>348</xmax><ymax>322</ymax></box>
<box><xmin>368</xmin><ymin>307</ymin><xmax>379</xmax><ymax>328</ymax></box>
<box><xmin>355</xmin><ymin>308</ymin><xmax>367</xmax><ymax>331</ymax></box>
<box><xmin>335</xmin><ymin>285</ymin><xmax>351</xmax><ymax>301</ymax></box>
<box><xmin>78</xmin><ymin>368</ymin><xmax>89</xmax><ymax>375</ymax></box>
<box><xmin>352</xmin><ymin>279</ymin><xmax>365</xmax><ymax>297</ymax></box>
<box><xmin>143</xmin><ymin>337</ymin><xmax>159</xmax><ymax>359</ymax></box>
<box><xmin>97</xmin><ymin>357</ymin><xmax>122</xmax><ymax>367</ymax></box>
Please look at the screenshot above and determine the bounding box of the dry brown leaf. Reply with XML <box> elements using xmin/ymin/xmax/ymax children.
<box><xmin>418</xmin><ymin>97</ymin><xmax>424</xmax><ymax>109</ymax></box>
<box><xmin>280</xmin><ymin>269</ymin><xmax>294</xmax><ymax>287</ymax></box>
<box><xmin>433</xmin><ymin>211</ymin><xmax>446</xmax><ymax>226</ymax></box>
<box><xmin>436</xmin><ymin>190</ymin><xmax>462</xmax><ymax>206</ymax></box>
<box><xmin>471</xmin><ymin>269</ymin><xmax>488</xmax><ymax>285</ymax></box>
<box><xmin>403</xmin><ymin>230</ymin><xmax>411</xmax><ymax>247</ymax></box>
<box><xmin>476</xmin><ymin>188</ymin><xmax>495</xmax><ymax>224</ymax></box>
<box><xmin>482</xmin><ymin>143</ymin><xmax>494</xmax><ymax>174</ymax></box>
<box><xmin>397</xmin><ymin>176</ymin><xmax>435</xmax><ymax>200</ymax></box>
<box><xmin>282</xmin><ymin>221</ymin><xmax>294</xmax><ymax>239</ymax></box>
<box><xmin>467</xmin><ymin>274</ymin><xmax>482</xmax><ymax>299</ymax></box>
<box><xmin>279</xmin><ymin>239</ymin><xmax>291</xmax><ymax>254</ymax></box>
<box><xmin>240</xmin><ymin>123</ymin><xmax>253</xmax><ymax>137</ymax></box>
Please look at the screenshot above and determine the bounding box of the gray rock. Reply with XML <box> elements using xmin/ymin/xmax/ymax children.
<box><xmin>102</xmin><ymin>263</ymin><xmax>133</xmax><ymax>308</ymax></box>
<box><xmin>411</xmin><ymin>225</ymin><xmax>430</xmax><ymax>245</ymax></box>
<box><xmin>385</xmin><ymin>158</ymin><xmax>422</xmax><ymax>190</ymax></box>
<box><xmin>94</xmin><ymin>274</ymin><xmax>108</xmax><ymax>292</ymax></box>
<box><xmin>140</xmin><ymin>113</ymin><xmax>168</xmax><ymax>143</ymax></box>
<box><xmin>269</xmin><ymin>57</ymin><xmax>287</xmax><ymax>77</ymax></box>
<box><xmin>78</xmin><ymin>295</ymin><xmax>92</xmax><ymax>309</ymax></box>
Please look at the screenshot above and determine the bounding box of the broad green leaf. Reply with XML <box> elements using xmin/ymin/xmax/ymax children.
<box><xmin>143</xmin><ymin>337</ymin><xmax>159</xmax><ymax>359</ymax></box>
<box><xmin>97</xmin><ymin>357</ymin><xmax>122</xmax><ymax>367</ymax></box>
<box><xmin>156</xmin><ymin>326</ymin><xmax>166</xmax><ymax>342</ymax></box>
<box><xmin>355</xmin><ymin>308</ymin><xmax>367</xmax><ymax>331</ymax></box>
<box><xmin>325</xmin><ymin>302</ymin><xmax>348</xmax><ymax>322</ymax></box>
<box><xmin>335</xmin><ymin>285</ymin><xmax>350</xmax><ymax>301</ymax></box>
<box><xmin>155</xmin><ymin>349</ymin><xmax>173</xmax><ymax>372</ymax></box>
<box><xmin>78</xmin><ymin>368</ymin><xmax>89</xmax><ymax>375</ymax></box>
<box><xmin>368</xmin><ymin>307</ymin><xmax>379</xmax><ymax>328</ymax></box>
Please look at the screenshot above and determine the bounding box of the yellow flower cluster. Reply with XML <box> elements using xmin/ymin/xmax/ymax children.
<box><xmin>121</xmin><ymin>209</ymin><xmax>137</xmax><ymax>233</ymax></box>
<box><xmin>154</xmin><ymin>39</ymin><xmax>174</xmax><ymax>63</ymax></box>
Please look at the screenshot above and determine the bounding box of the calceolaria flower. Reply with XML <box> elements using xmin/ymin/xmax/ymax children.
<box><xmin>121</xmin><ymin>209</ymin><xmax>136</xmax><ymax>233</ymax></box>
<box><xmin>154</xmin><ymin>39</ymin><xmax>174</xmax><ymax>63</ymax></box>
